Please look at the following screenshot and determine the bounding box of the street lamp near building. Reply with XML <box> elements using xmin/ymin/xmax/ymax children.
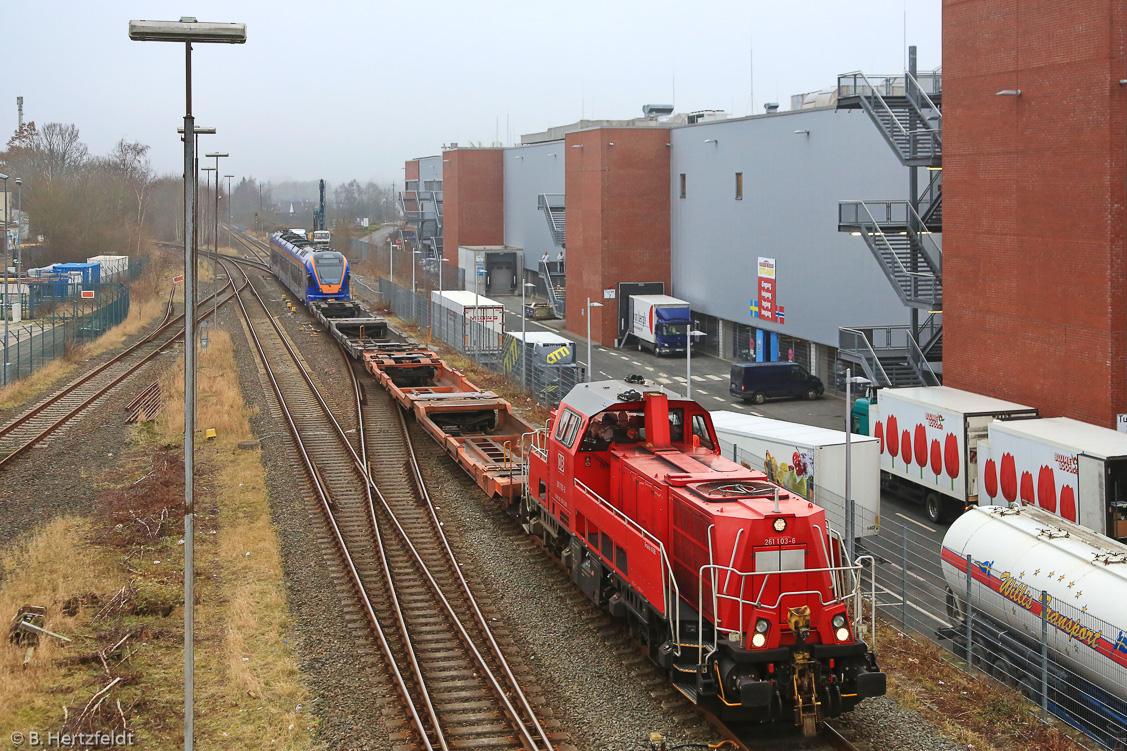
<box><xmin>843</xmin><ymin>369</ymin><xmax>870</xmax><ymax>562</ymax></box>
<box><xmin>520</xmin><ymin>281</ymin><xmax>535</xmax><ymax>390</ymax></box>
<box><xmin>128</xmin><ymin>17</ymin><xmax>246</xmax><ymax>751</ymax></box>
<box><xmin>586</xmin><ymin>298</ymin><xmax>603</xmax><ymax>383</ymax></box>
<box><xmin>1</xmin><ymin>172</ymin><xmax>8</xmax><ymax>386</ymax></box>
<box><xmin>685</xmin><ymin>327</ymin><xmax>706</xmax><ymax>399</ymax></box>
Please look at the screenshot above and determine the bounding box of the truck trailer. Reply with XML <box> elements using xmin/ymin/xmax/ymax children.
<box><xmin>430</xmin><ymin>290</ymin><xmax>505</xmax><ymax>355</ymax></box>
<box><xmin>628</xmin><ymin>295</ymin><xmax>692</xmax><ymax>355</ymax></box>
<box><xmin>862</xmin><ymin>386</ymin><xmax>1038</xmax><ymax>523</ymax></box>
<box><xmin>978</xmin><ymin>417</ymin><xmax>1127</xmax><ymax>543</ymax></box>
<box><xmin>712</xmin><ymin>411</ymin><xmax>880</xmax><ymax>538</ymax></box>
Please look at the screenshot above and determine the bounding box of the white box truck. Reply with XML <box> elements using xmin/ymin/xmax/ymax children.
<box><xmin>86</xmin><ymin>255</ymin><xmax>129</xmax><ymax>282</ymax></box>
<box><xmin>430</xmin><ymin>290</ymin><xmax>505</xmax><ymax>355</ymax></box>
<box><xmin>865</xmin><ymin>386</ymin><xmax>1038</xmax><ymax>523</ymax></box>
<box><xmin>628</xmin><ymin>295</ymin><xmax>692</xmax><ymax>355</ymax></box>
<box><xmin>712</xmin><ymin>411</ymin><xmax>881</xmax><ymax>538</ymax></box>
<box><xmin>978</xmin><ymin>417</ymin><xmax>1127</xmax><ymax>542</ymax></box>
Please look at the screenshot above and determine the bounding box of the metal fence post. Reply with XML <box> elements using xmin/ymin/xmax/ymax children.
<box><xmin>965</xmin><ymin>553</ymin><xmax>974</xmax><ymax>668</ymax></box>
<box><xmin>901</xmin><ymin>526</ymin><xmax>908</xmax><ymax>630</ymax></box>
<box><xmin>1040</xmin><ymin>589</ymin><xmax>1049</xmax><ymax>721</ymax></box>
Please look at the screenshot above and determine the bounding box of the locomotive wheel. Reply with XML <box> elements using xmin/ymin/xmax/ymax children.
<box><xmin>945</xmin><ymin>587</ymin><xmax>965</xmax><ymax>623</ymax></box>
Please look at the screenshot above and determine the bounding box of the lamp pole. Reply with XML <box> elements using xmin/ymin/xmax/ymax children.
<box><xmin>685</xmin><ymin>327</ymin><xmax>706</xmax><ymax>399</ymax></box>
<box><xmin>586</xmin><ymin>297</ymin><xmax>603</xmax><ymax>382</ymax></box>
<box><xmin>14</xmin><ymin>178</ymin><xmax>22</xmax><ymax>283</ymax></box>
<box><xmin>412</xmin><ymin>249</ymin><xmax>421</xmax><ymax>322</ymax></box>
<box><xmin>437</xmin><ymin>257</ymin><xmax>448</xmax><ymax>340</ymax></box>
<box><xmin>520</xmin><ymin>280</ymin><xmax>535</xmax><ymax>390</ymax></box>
<box><xmin>129</xmin><ymin>19</ymin><xmax>246</xmax><ymax>751</ymax></box>
<box><xmin>225</xmin><ymin>174</ymin><xmax>234</xmax><ymax>248</ymax></box>
<box><xmin>843</xmin><ymin>369</ymin><xmax>870</xmax><ymax>563</ymax></box>
<box><xmin>1</xmin><ymin>173</ymin><xmax>8</xmax><ymax>386</ymax></box>
<box><xmin>205</xmin><ymin>153</ymin><xmax>228</xmax><ymax>318</ymax></box>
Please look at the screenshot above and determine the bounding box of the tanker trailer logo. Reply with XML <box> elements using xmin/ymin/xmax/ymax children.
<box><xmin>999</xmin><ymin>571</ymin><xmax>1102</xmax><ymax>649</ymax></box>
<box><xmin>925</xmin><ymin>412</ymin><xmax>945</xmax><ymax>430</ymax></box>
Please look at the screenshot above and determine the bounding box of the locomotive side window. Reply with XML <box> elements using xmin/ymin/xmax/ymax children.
<box><xmin>691</xmin><ymin>414</ymin><xmax>715</xmax><ymax>450</ymax></box>
<box><xmin>554</xmin><ymin>409</ymin><xmax>583</xmax><ymax>448</ymax></box>
<box><xmin>581</xmin><ymin>409</ymin><xmax>645</xmax><ymax>451</ymax></box>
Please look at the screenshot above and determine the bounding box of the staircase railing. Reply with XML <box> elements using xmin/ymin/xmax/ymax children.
<box><xmin>918</xmin><ymin>312</ymin><xmax>943</xmax><ymax>355</ymax></box>
<box><xmin>905</xmin><ymin>69</ymin><xmax>943</xmax><ymax>125</ymax></box>
<box><xmin>837</xmin><ymin>71</ymin><xmax>941</xmax><ymax>159</ymax></box>
<box><xmin>540</xmin><ymin>259</ymin><xmax>565</xmax><ymax>317</ymax></box>
<box><xmin>838</xmin><ymin>200</ymin><xmax>942</xmax><ymax>306</ymax></box>
<box><xmin>918</xmin><ymin>168</ymin><xmax>943</xmax><ymax>229</ymax></box>
<box><xmin>903</xmin><ymin>201</ymin><xmax>942</xmax><ymax>273</ymax></box>
<box><xmin>839</xmin><ymin>327</ymin><xmax>893</xmax><ymax>388</ymax></box>
<box><xmin>538</xmin><ymin>193</ymin><xmax>566</xmax><ymax>247</ymax></box>
<box><xmin>905</xmin><ymin>331</ymin><xmax>941</xmax><ymax>386</ymax></box>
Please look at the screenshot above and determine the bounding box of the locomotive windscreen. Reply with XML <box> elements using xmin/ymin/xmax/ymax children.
<box><xmin>314</xmin><ymin>253</ymin><xmax>346</xmax><ymax>285</ymax></box>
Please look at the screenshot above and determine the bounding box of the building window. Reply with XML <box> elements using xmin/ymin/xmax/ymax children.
<box><xmin>680</xmin><ymin>173</ymin><xmax>686</xmax><ymax>199</ymax></box>
<box><xmin>735</xmin><ymin>172</ymin><xmax>743</xmax><ymax>200</ymax></box>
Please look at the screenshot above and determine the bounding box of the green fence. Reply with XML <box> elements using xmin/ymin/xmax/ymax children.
<box><xmin>1</xmin><ymin>282</ymin><xmax>131</xmax><ymax>386</ymax></box>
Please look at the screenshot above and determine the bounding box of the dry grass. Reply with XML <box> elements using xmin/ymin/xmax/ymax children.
<box><xmin>0</xmin><ymin>324</ymin><xmax>311</xmax><ymax>749</ymax></box>
<box><xmin>877</xmin><ymin>619</ymin><xmax>1087</xmax><ymax>751</ymax></box>
<box><xmin>155</xmin><ymin>330</ymin><xmax>257</xmax><ymax>443</ymax></box>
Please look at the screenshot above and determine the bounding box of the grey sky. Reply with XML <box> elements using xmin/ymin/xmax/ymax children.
<box><xmin>5</xmin><ymin>1</ymin><xmax>940</xmax><ymax>186</ymax></box>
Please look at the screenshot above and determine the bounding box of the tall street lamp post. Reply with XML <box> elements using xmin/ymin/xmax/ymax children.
<box><xmin>685</xmin><ymin>327</ymin><xmax>707</xmax><ymax>399</ymax></box>
<box><xmin>14</xmin><ymin>178</ymin><xmax>22</xmax><ymax>282</ymax></box>
<box><xmin>1</xmin><ymin>172</ymin><xmax>8</xmax><ymax>386</ymax></box>
<box><xmin>520</xmin><ymin>281</ymin><xmax>535</xmax><ymax>390</ymax></box>
<box><xmin>844</xmin><ymin>369</ymin><xmax>870</xmax><ymax>562</ymax></box>
<box><xmin>128</xmin><ymin>18</ymin><xmax>246</xmax><ymax>751</ymax></box>
<box><xmin>586</xmin><ymin>297</ymin><xmax>603</xmax><ymax>383</ymax></box>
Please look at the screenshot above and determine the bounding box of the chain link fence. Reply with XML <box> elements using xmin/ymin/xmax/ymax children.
<box><xmin>725</xmin><ymin>427</ymin><xmax>1125</xmax><ymax>751</ymax></box>
<box><xmin>369</xmin><ymin>277</ymin><xmax>583</xmax><ymax>407</ymax></box>
<box><xmin>1</xmin><ymin>283</ymin><xmax>130</xmax><ymax>387</ymax></box>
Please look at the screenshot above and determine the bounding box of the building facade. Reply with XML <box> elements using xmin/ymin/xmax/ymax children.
<box><xmin>943</xmin><ymin>0</ymin><xmax>1127</xmax><ymax>427</ymax></box>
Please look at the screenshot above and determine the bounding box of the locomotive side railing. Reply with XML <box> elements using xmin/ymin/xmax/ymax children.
<box><xmin>575</xmin><ymin>479</ymin><xmax>684</xmax><ymax>655</ymax></box>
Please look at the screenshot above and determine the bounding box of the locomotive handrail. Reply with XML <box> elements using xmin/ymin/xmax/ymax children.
<box><xmin>575</xmin><ymin>479</ymin><xmax>683</xmax><ymax>653</ymax></box>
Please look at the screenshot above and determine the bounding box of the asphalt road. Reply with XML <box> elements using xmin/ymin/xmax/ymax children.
<box><xmin>493</xmin><ymin>293</ymin><xmax>951</xmax><ymax>550</ymax></box>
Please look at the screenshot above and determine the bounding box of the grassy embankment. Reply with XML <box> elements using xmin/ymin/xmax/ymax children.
<box><xmin>0</xmin><ymin>328</ymin><xmax>312</xmax><ymax>749</ymax></box>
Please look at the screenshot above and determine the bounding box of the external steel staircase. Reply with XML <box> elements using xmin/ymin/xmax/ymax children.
<box><xmin>837</xmin><ymin>60</ymin><xmax>944</xmax><ymax>388</ymax></box>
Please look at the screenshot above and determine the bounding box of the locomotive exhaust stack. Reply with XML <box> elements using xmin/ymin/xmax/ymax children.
<box><xmin>524</xmin><ymin>376</ymin><xmax>886</xmax><ymax>733</ymax></box>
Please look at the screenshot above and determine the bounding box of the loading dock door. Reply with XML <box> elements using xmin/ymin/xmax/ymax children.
<box><xmin>616</xmin><ymin>281</ymin><xmax>665</xmax><ymax>344</ymax></box>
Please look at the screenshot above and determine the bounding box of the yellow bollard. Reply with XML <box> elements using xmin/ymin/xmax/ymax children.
<box><xmin>205</xmin><ymin>428</ymin><xmax>217</xmax><ymax>440</ymax></box>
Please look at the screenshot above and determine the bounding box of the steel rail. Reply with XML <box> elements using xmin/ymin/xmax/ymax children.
<box><xmin>220</xmin><ymin>257</ymin><xmax>439</xmax><ymax>749</ymax></box>
<box><xmin>0</xmin><ymin>278</ymin><xmax>242</xmax><ymax>469</ymax></box>
<box><xmin>225</xmin><ymin>249</ymin><xmax>548</xmax><ymax>749</ymax></box>
<box><xmin>349</xmin><ymin>358</ymin><xmax>554</xmax><ymax>750</ymax></box>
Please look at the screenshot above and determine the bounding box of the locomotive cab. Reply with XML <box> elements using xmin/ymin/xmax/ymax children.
<box><xmin>524</xmin><ymin>377</ymin><xmax>885</xmax><ymax>734</ymax></box>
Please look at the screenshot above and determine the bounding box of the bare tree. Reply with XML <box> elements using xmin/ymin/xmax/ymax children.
<box><xmin>36</xmin><ymin>123</ymin><xmax>90</xmax><ymax>186</ymax></box>
<box><xmin>105</xmin><ymin>140</ymin><xmax>154</xmax><ymax>255</ymax></box>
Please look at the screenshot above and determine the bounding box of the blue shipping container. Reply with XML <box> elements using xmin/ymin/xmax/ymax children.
<box><xmin>52</xmin><ymin>262</ymin><xmax>101</xmax><ymax>286</ymax></box>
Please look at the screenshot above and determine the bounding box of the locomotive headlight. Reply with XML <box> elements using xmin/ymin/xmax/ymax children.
<box><xmin>751</xmin><ymin>633</ymin><xmax>767</xmax><ymax>648</ymax></box>
<box><xmin>835</xmin><ymin>627</ymin><xmax>851</xmax><ymax>643</ymax></box>
<box><xmin>755</xmin><ymin>618</ymin><xmax>771</xmax><ymax>634</ymax></box>
<box><xmin>772</xmin><ymin>517</ymin><xmax>787</xmax><ymax>533</ymax></box>
<box><xmin>832</xmin><ymin>613</ymin><xmax>846</xmax><ymax>629</ymax></box>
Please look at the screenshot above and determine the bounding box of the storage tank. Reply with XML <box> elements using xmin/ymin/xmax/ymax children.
<box><xmin>941</xmin><ymin>505</ymin><xmax>1127</xmax><ymax>701</ymax></box>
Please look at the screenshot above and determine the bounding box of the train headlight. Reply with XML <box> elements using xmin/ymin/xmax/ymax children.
<box><xmin>755</xmin><ymin>618</ymin><xmax>771</xmax><ymax>634</ymax></box>
<box><xmin>835</xmin><ymin>627</ymin><xmax>851</xmax><ymax>643</ymax></box>
<box><xmin>832</xmin><ymin>613</ymin><xmax>846</xmax><ymax>629</ymax></box>
<box><xmin>751</xmin><ymin>633</ymin><xmax>767</xmax><ymax>648</ymax></box>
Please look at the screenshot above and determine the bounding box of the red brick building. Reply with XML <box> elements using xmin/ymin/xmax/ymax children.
<box><xmin>943</xmin><ymin>0</ymin><xmax>1127</xmax><ymax>427</ymax></box>
<box><xmin>441</xmin><ymin>148</ymin><xmax>504</xmax><ymax>265</ymax></box>
<box><xmin>564</xmin><ymin>128</ymin><xmax>671</xmax><ymax>346</ymax></box>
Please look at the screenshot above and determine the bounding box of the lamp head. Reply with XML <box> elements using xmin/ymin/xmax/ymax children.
<box><xmin>129</xmin><ymin>18</ymin><xmax>247</xmax><ymax>44</ymax></box>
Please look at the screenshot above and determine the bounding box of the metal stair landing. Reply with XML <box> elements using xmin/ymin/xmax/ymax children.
<box><xmin>538</xmin><ymin>194</ymin><xmax>566</xmax><ymax>247</ymax></box>
<box><xmin>838</xmin><ymin>200</ymin><xmax>942</xmax><ymax>310</ymax></box>
<box><xmin>837</xmin><ymin>70</ymin><xmax>942</xmax><ymax>168</ymax></box>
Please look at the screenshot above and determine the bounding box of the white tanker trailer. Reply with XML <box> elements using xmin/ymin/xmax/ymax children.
<box><xmin>940</xmin><ymin>505</ymin><xmax>1127</xmax><ymax>747</ymax></box>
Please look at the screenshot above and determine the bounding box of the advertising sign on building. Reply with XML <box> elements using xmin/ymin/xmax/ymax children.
<box><xmin>752</xmin><ymin>257</ymin><xmax>781</xmax><ymax>324</ymax></box>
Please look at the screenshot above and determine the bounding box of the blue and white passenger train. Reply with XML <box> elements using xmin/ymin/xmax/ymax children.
<box><xmin>269</xmin><ymin>230</ymin><xmax>350</xmax><ymax>303</ymax></box>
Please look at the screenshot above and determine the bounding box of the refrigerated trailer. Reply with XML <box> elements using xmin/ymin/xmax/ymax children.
<box><xmin>978</xmin><ymin>417</ymin><xmax>1127</xmax><ymax>542</ymax></box>
<box><xmin>430</xmin><ymin>289</ymin><xmax>505</xmax><ymax>355</ymax></box>
<box><xmin>712</xmin><ymin>411</ymin><xmax>880</xmax><ymax>538</ymax></box>
<box><xmin>865</xmin><ymin>387</ymin><xmax>1038</xmax><ymax>523</ymax></box>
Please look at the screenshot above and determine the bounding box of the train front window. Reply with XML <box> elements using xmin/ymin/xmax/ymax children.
<box><xmin>314</xmin><ymin>254</ymin><xmax>345</xmax><ymax>285</ymax></box>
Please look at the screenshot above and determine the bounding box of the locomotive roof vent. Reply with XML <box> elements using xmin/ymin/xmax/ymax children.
<box><xmin>692</xmin><ymin>480</ymin><xmax>779</xmax><ymax>502</ymax></box>
<box><xmin>617</xmin><ymin>388</ymin><xmax>644</xmax><ymax>402</ymax></box>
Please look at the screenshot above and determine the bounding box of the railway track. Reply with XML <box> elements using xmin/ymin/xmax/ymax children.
<box><xmin>224</xmin><ymin>255</ymin><xmax>562</xmax><ymax>750</ymax></box>
<box><xmin>0</xmin><ymin>275</ymin><xmax>241</xmax><ymax>469</ymax></box>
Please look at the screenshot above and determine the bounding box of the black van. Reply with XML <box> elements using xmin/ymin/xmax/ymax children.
<box><xmin>729</xmin><ymin>362</ymin><xmax>824</xmax><ymax>404</ymax></box>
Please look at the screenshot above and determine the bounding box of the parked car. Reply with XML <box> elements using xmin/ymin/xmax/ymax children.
<box><xmin>729</xmin><ymin>361</ymin><xmax>824</xmax><ymax>404</ymax></box>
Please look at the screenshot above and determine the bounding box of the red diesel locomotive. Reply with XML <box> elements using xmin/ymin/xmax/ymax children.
<box><xmin>523</xmin><ymin>377</ymin><xmax>886</xmax><ymax>734</ymax></box>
